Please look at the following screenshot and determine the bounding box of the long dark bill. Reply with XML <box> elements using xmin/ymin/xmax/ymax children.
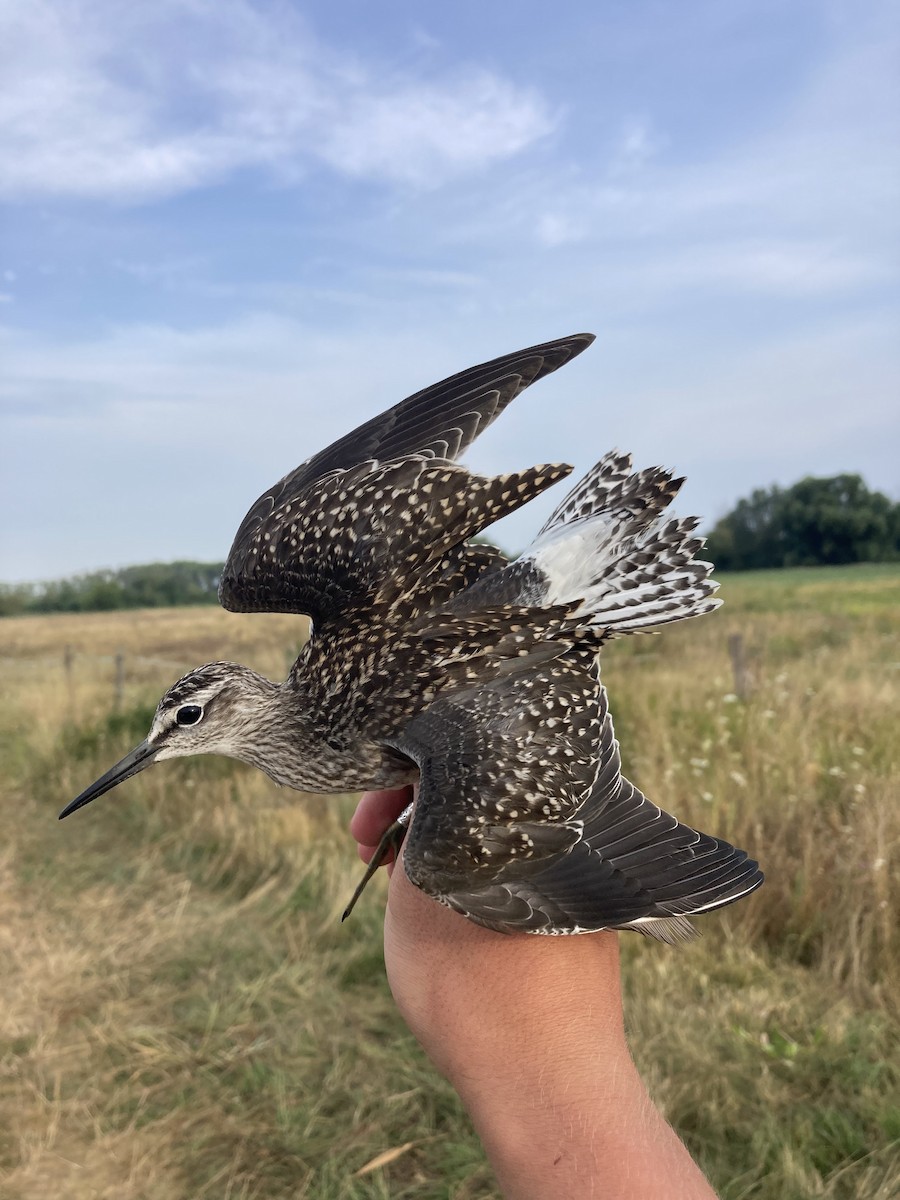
<box><xmin>59</xmin><ymin>739</ymin><xmax>159</xmax><ymax>819</ymax></box>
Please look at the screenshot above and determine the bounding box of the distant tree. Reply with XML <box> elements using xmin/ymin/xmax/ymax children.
<box><xmin>707</xmin><ymin>474</ymin><xmax>900</xmax><ymax>570</ymax></box>
<box><xmin>0</xmin><ymin>561</ymin><xmax>225</xmax><ymax>616</ymax></box>
<box><xmin>0</xmin><ymin>585</ymin><xmax>29</xmax><ymax>617</ymax></box>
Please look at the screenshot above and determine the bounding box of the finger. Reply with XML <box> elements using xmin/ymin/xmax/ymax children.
<box><xmin>358</xmin><ymin>842</ymin><xmax>394</xmax><ymax>867</ymax></box>
<box><xmin>350</xmin><ymin>787</ymin><xmax>413</xmax><ymax>848</ymax></box>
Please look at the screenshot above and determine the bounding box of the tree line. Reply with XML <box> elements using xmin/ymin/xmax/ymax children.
<box><xmin>0</xmin><ymin>561</ymin><xmax>224</xmax><ymax>617</ymax></box>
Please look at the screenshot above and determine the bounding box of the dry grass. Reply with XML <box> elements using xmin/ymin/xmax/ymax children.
<box><xmin>606</xmin><ymin>566</ymin><xmax>899</xmax><ymax>998</ymax></box>
<box><xmin>1</xmin><ymin>564</ymin><xmax>898</xmax><ymax>1198</ymax></box>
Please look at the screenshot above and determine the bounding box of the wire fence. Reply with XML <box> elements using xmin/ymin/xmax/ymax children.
<box><xmin>14</xmin><ymin>633</ymin><xmax>763</xmax><ymax>719</ymax></box>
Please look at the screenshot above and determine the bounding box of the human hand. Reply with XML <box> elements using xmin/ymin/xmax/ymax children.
<box><xmin>350</xmin><ymin>786</ymin><xmax>624</xmax><ymax>1078</ymax></box>
<box><xmin>350</xmin><ymin>788</ymin><xmax>718</xmax><ymax>1200</ymax></box>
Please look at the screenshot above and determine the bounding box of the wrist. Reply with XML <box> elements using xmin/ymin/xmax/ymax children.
<box><xmin>448</xmin><ymin>978</ymin><xmax>647</xmax><ymax>1200</ymax></box>
<box><xmin>384</xmin><ymin>872</ymin><xmax>627</xmax><ymax>1081</ymax></box>
<box><xmin>381</xmin><ymin>848</ymin><xmax>717</xmax><ymax>1198</ymax></box>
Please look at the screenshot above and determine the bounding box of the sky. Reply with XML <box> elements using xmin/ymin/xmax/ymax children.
<box><xmin>1</xmin><ymin>0</ymin><xmax>898</xmax><ymax>582</ymax></box>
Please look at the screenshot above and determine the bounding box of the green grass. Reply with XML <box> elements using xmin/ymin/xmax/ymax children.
<box><xmin>1</xmin><ymin>564</ymin><xmax>899</xmax><ymax>1198</ymax></box>
<box><xmin>715</xmin><ymin>561</ymin><xmax>900</xmax><ymax>615</ymax></box>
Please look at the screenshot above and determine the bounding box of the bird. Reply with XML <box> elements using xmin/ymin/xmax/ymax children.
<box><xmin>60</xmin><ymin>333</ymin><xmax>763</xmax><ymax>940</ymax></box>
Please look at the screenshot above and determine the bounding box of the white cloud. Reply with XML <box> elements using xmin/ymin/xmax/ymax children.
<box><xmin>316</xmin><ymin>71</ymin><xmax>554</xmax><ymax>187</ymax></box>
<box><xmin>393</xmin><ymin>8</ymin><xmax>898</xmax><ymax>303</ymax></box>
<box><xmin>0</xmin><ymin>0</ymin><xmax>556</xmax><ymax>200</ymax></box>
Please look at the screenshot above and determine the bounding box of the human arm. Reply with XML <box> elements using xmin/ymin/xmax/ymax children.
<box><xmin>351</xmin><ymin>788</ymin><xmax>719</xmax><ymax>1200</ymax></box>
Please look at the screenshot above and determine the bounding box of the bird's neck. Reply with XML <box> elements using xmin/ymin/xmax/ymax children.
<box><xmin>221</xmin><ymin>676</ymin><xmax>357</xmax><ymax>794</ymax></box>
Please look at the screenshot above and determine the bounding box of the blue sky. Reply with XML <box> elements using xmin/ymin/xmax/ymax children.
<box><xmin>1</xmin><ymin>0</ymin><xmax>898</xmax><ymax>581</ymax></box>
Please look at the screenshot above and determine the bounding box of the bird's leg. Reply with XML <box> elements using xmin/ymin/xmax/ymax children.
<box><xmin>342</xmin><ymin>801</ymin><xmax>413</xmax><ymax>922</ymax></box>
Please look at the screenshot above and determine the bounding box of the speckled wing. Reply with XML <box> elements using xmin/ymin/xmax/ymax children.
<box><xmin>220</xmin><ymin>459</ymin><xmax>571</xmax><ymax>626</ymax></box>
<box><xmin>395</xmin><ymin>656</ymin><xmax>763</xmax><ymax>938</ymax></box>
<box><xmin>391</xmin><ymin>540</ymin><xmax>511</xmax><ymax>623</ymax></box>
<box><xmin>219</xmin><ymin>334</ymin><xmax>593</xmax><ymax>622</ymax></box>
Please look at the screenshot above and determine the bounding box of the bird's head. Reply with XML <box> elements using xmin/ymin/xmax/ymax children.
<box><xmin>59</xmin><ymin>661</ymin><xmax>276</xmax><ymax>819</ymax></box>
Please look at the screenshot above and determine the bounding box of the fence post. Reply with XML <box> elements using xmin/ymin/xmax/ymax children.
<box><xmin>727</xmin><ymin>633</ymin><xmax>751</xmax><ymax>700</ymax></box>
<box><xmin>114</xmin><ymin>651</ymin><xmax>125</xmax><ymax>713</ymax></box>
<box><xmin>64</xmin><ymin>644</ymin><xmax>75</xmax><ymax>711</ymax></box>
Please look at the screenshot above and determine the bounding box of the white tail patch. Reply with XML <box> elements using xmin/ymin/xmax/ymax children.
<box><xmin>521</xmin><ymin>453</ymin><xmax>721</xmax><ymax>633</ymax></box>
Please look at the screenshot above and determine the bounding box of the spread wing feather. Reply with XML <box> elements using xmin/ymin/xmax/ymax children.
<box><xmin>289</xmin><ymin>332</ymin><xmax>594</xmax><ymax>475</ymax></box>
<box><xmin>219</xmin><ymin>334</ymin><xmax>592</xmax><ymax>622</ymax></box>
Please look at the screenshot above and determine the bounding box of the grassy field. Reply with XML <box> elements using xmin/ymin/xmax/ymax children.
<box><xmin>1</xmin><ymin>564</ymin><xmax>898</xmax><ymax>1199</ymax></box>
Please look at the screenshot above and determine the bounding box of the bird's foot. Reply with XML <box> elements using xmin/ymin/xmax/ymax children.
<box><xmin>342</xmin><ymin>802</ymin><xmax>413</xmax><ymax>922</ymax></box>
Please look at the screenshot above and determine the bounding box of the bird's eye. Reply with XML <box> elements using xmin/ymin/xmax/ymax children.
<box><xmin>175</xmin><ymin>705</ymin><xmax>203</xmax><ymax>727</ymax></box>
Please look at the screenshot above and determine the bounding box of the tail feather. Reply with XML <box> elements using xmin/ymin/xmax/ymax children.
<box><xmin>538</xmin><ymin>451</ymin><xmax>682</xmax><ymax>535</ymax></box>
<box><xmin>524</xmin><ymin>453</ymin><xmax>720</xmax><ymax>633</ymax></box>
